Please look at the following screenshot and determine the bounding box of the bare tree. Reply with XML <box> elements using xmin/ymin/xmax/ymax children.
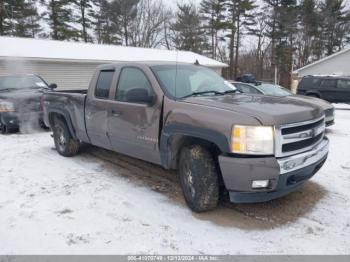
<box><xmin>129</xmin><ymin>0</ymin><xmax>170</xmax><ymax>48</ymax></box>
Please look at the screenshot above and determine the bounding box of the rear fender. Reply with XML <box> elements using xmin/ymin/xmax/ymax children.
<box><xmin>48</xmin><ymin>107</ymin><xmax>77</xmax><ymax>139</ymax></box>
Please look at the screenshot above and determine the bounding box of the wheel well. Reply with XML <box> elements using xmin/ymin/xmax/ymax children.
<box><xmin>168</xmin><ymin>135</ymin><xmax>222</xmax><ymax>170</ymax></box>
<box><xmin>48</xmin><ymin>112</ymin><xmax>75</xmax><ymax>138</ymax></box>
<box><xmin>306</xmin><ymin>92</ymin><xmax>320</xmax><ymax>98</ymax></box>
<box><xmin>49</xmin><ymin>112</ymin><xmax>65</xmax><ymax>127</ymax></box>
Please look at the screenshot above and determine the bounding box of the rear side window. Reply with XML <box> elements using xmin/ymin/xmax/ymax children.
<box><xmin>116</xmin><ymin>67</ymin><xmax>152</xmax><ymax>102</ymax></box>
<box><xmin>95</xmin><ymin>70</ymin><xmax>114</xmax><ymax>99</ymax></box>
<box><xmin>337</xmin><ymin>79</ymin><xmax>350</xmax><ymax>89</ymax></box>
<box><xmin>320</xmin><ymin>79</ymin><xmax>337</xmax><ymax>88</ymax></box>
<box><xmin>299</xmin><ymin>78</ymin><xmax>321</xmax><ymax>89</ymax></box>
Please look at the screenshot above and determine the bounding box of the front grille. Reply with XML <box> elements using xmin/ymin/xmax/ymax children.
<box><xmin>282</xmin><ymin>133</ymin><xmax>323</xmax><ymax>153</ymax></box>
<box><xmin>275</xmin><ymin>116</ymin><xmax>326</xmax><ymax>157</ymax></box>
<box><xmin>281</xmin><ymin>118</ymin><xmax>324</xmax><ymax>135</ymax></box>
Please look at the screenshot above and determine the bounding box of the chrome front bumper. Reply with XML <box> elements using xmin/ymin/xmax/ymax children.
<box><xmin>278</xmin><ymin>137</ymin><xmax>329</xmax><ymax>174</ymax></box>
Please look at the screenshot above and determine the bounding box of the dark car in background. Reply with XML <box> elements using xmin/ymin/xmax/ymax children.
<box><xmin>232</xmin><ymin>81</ymin><xmax>335</xmax><ymax>126</ymax></box>
<box><xmin>0</xmin><ymin>74</ymin><xmax>53</xmax><ymax>133</ymax></box>
<box><xmin>297</xmin><ymin>75</ymin><xmax>350</xmax><ymax>103</ymax></box>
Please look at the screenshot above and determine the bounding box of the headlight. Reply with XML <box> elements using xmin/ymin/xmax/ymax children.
<box><xmin>0</xmin><ymin>101</ymin><xmax>15</xmax><ymax>113</ymax></box>
<box><xmin>231</xmin><ymin>125</ymin><xmax>274</xmax><ymax>155</ymax></box>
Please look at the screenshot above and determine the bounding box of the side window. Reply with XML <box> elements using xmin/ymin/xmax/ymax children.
<box><xmin>116</xmin><ymin>67</ymin><xmax>152</xmax><ymax>102</ymax></box>
<box><xmin>320</xmin><ymin>79</ymin><xmax>337</xmax><ymax>88</ymax></box>
<box><xmin>300</xmin><ymin>78</ymin><xmax>321</xmax><ymax>89</ymax></box>
<box><xmin>337</xmin><ymin>80</ymin><xmax>350</xmax><ymax>89</ymax></box>
<box><xmin>95</xmin><ymin>70</ymin><xmax>114</xmax><ymax>99</ymax></box>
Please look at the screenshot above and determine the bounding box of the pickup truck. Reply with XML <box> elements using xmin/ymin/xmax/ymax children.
<box><xmin>43</xmin><ymin>62</ymin><xmax>329</xmax><ymax>212</ymax></box>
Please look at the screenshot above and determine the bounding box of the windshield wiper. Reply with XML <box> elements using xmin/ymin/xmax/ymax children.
<box><xmin>181</xmin><ymin>90</ymin><xmax>225</xmax><ymax>99</ymax></box>
<box><xmin>181</xmin><ymin>89</ymin><xmax>240</xmax><ymax>99</ymax></box>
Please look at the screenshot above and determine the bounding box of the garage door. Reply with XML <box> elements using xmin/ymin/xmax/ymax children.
<box><xmin>0</xmin><ymin>60</ymin><xmax>103</xmax><ymax>90</ymax></box>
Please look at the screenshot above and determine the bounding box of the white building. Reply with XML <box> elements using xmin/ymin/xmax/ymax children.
<box><xmin>294</xmin><ymin>48</ymin><xmax>350</xmax><ymax>78</ymax></box>
<box><xmin>0</xmin><ymin>37</ymin><xmax>228</xmax><ymax>90</ymax></box>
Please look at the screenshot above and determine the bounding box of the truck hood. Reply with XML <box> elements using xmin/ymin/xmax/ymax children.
<box><xmin>0</xmin><ymin>89</ymin><xmax>43</xmax><ymax>112</ymax></box>
<box><xmin>183</xmin><ymin>94</ymin><xmax>324</xmax><ymax>126</ymax></box>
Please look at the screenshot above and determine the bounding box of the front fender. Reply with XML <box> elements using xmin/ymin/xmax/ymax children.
<box><xmin>160</xmin><ymin>123</ymin><xmax>230</xmax><ymax>169</ymax></box>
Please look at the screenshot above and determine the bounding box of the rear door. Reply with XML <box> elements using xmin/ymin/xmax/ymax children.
<box><xmin>107</xmin><ymin>65</ymin><xmax>162</xmax><ymax>164</ymax></box>
<box><xmin>318</xmin><ymin>79</ymin><xmax>338</xmax><ymax>102</ymax></box>
<box><xmin>336</xmin><ymin>79</ymin><xmax>350</xmax><ymax>103</ymax></box>
<box><xmin>85</xmin><ymin>69</ymin><xmax>116</xmax><ymax>150</ymax></box>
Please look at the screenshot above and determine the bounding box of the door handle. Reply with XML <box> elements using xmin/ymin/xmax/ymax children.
<box><xmin>111</xmin><ymin>110</ymin><xmax>122</xmax><ymax>117</ymax></box>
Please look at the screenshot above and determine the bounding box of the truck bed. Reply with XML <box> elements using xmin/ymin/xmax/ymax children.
<box><xmin>43</xmin><ymin>90</ymin><xmax>89</xmax><ymax>142</ymax></box>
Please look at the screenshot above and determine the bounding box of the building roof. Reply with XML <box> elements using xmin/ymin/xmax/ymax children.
<box><xmin>294</xmin><ymin>47</ymin><xmax>350</xmax><ymax>74</ymax></box>
<box><xmin>0</xmin><ymin>36</ymin><xmax>228</xmax><ymax>68</ymax></box>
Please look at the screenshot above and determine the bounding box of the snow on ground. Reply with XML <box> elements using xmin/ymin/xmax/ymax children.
<box><xmin>0</xmin><ymin>105</ymin><xmax>350</xmax><ymax>255</ymax></box>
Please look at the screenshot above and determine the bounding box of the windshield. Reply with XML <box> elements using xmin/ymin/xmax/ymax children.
<box><xmin>258</xmin><ymin>83</ymin><xmax>292</xmax><ymax>96</ymax></box>
<box><xmin>0</xmin><ymin>75</ymin><xmax>48</xmax><ymax>91</ymax></box>
<box><xmin>151</xmin><ymin>64</ymin><xmax>236</xmax><ymax>99</ymax></box>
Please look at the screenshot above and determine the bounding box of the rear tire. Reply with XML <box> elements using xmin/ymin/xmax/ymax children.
<box><xmin>52</xmin><ymin>118</ymin><xmax>80</xmax><ymax>157</ymax></box>
<box><xmin>178</xmin><ymin>145</ymin><xmax>219</xmax><ymax>212</ymax></box>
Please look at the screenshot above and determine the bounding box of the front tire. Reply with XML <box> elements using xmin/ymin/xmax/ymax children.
<box><xmin>0</xmin><ymin>124</ymin><xmax>8</xmax><ymax>134</ymax></box>
<box><xmin>53</xmin><ymin>118</ymin><xmax>80</xmax><ymax>157</ymax></box>
<box><xmin>178</xmin><ymin>145</ymin><xmax>219</xmax><ymax>212</ymax></box>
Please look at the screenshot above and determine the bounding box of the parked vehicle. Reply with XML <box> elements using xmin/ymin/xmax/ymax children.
<box><xmin>297</xmin><ymin>75</ymin><xmax>350</xmax><ymax>103</ymax></box>
<box><xmin>43</xmin><ymin>62</ymin><xmax>329</xmax><ymax>212</ymax></box>
<box><xmin>0</xmin><ymin>74</ymin><xmax>54</xmax><ymax>133</ymax></box>
<box><xmin>235</xmin><ymin>74</ymin><xmax>259</xmax><ymax>84</ymax></box>
<box><xmin>232</xmin><ymin>81</ymin><xmax>335</xmax><ymax>126</ymax></box>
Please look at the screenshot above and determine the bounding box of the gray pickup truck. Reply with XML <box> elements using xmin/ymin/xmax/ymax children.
<box><xmin>43</xmin><ymin>62</ymin><xmax>329</xmax><ymax>212</ymax></box>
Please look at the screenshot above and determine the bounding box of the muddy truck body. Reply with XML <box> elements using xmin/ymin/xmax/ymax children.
<box><xmin>43</xmin><ymin>62</ymin><xmax>329</xmax><ymax>212</ymax></box>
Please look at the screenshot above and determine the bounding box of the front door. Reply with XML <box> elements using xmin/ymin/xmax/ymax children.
<box><xmin>107</xmin><ymin>66</ymin><xmax>162</xmax><ymax>164</ymax></box>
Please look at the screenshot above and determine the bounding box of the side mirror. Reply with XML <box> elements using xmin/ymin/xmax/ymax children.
<box><xmin>49</xmin><ymin>83</ymin><xmax>57</xmax><ymax>89</ymax></box>
<box><xmin>125</xmin><ymin>88</ymin><xmax>155</xmax><ymax>104</ymax></box>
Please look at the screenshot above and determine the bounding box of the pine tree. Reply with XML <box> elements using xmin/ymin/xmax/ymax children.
<box><xmin>263</xmin><ymin>0</ymin><xmax>298</xmax><ymax>84</ymax></box>
<box><xmin>0</xmin><ymin>0</ymin><xmax>16</xmax><ymax>35</ymax></box>
<box><xmin>41</xmin><ymin>0</ymin><xmax>79</xmax><ymax>41</ymax></box>
<box><xmin>297</xmin><ymin>0</ymin><xmax>319</xmax><ymax>67</ymax></box>
<box><xmin>0</xmin><ymin>0</ymin><xmax>42</xmax><ymax>37</ymax></box>
<box><xmin>246</xmin><ymin>10</ymin><xmax>268</xmax><ymax>79</ymax></box>
<box><xmin>319</xmin><ymin>0</ymin><xmax>350</xmax><ymax>56</ymax></box>
<box><xmin>200</xmin><ymin>0</ymin><xmax>226</xmax><ymax>59</ymax></box>
<box><xmin>73</xmin><ymin>0</ymin><xmax>93</xmax><ymax>42</ymax></box>
<box><xmin>90</xmin><ymin>0</ymin><xmax>121</xmax><ymax>44</ymax></box>
<box><xmin>109</xmin><ymin>0</ymin><xmax>139</xmax><ymax>46</ymax></box>
<box><xmin>226</xmin><ymin>0</ymin><xmax>256</xmax><ymax>79</ymax></box>
<box><xmin>171</xmin><ymin>3</ymin><xmax>208</xmax><ymax>54</ymax></box>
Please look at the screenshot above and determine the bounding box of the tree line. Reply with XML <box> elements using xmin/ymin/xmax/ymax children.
<box><xmin>0</xmin><ymin>0</ymin><xmax>350</xmax><ymax>86</ymax></box>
